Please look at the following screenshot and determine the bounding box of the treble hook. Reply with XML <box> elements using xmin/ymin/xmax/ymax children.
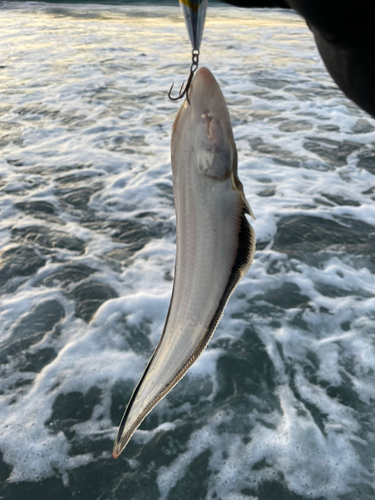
<box><xmin>168</xmin><ymin>50</ymin><xmax>200</xmax><ymax>105</ymax></box>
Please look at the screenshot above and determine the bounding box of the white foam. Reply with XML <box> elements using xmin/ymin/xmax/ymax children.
<box><xmin>0</xmin><ymin>2</ymin><xmax>374</xmax><ymax>498</ymax></box>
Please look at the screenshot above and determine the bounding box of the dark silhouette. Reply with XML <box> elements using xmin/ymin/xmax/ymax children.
<box><xmin>222</xmin><ymin>0</ymin><xmax>375</xmax><ymax>118</ymax></box>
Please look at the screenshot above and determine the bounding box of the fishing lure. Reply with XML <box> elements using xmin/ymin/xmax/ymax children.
<box><xmin>168</xmin><ymin>0</ymin><xmax>208</xmax><ymax>103</ymax></box>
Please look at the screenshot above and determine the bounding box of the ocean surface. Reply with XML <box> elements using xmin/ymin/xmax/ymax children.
<box><xmin>1</xmin><ymin>2</ymin><xmax>375</xmax><ymax>499</ymax></box>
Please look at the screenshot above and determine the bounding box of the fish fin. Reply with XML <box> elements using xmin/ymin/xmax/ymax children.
<box><xmin>230</xmin><ymin>152</ymin><xmax>255</xmax><ymax>220</ymax></box>
<box><xmin>243</xmin><ymin>197</ymin><xmax>256</xmax><ymax>220</ymax></box>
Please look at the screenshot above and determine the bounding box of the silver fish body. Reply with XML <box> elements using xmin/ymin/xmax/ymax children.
<box><xmin>113</xmin><ymin>67</ymin><xmax>255</xmax><ymax>458</ymax></box>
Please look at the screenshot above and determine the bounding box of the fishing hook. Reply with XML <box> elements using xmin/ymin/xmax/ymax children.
<box><xmin>168</xmin><ymin>49</ymin><xmax>199</xmax><ymax>105</ymax></box>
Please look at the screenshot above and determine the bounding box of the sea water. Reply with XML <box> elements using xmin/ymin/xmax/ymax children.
<box><xmin>0</xmin><ymin>2</ymin><xmax>374</xmax><ymax>499</ymax></box>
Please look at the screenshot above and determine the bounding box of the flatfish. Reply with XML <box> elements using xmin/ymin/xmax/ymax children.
<box><xmin>113</xmin><ymin>67</ymin><xmax>255</xmax><ymax>458</ymax></box>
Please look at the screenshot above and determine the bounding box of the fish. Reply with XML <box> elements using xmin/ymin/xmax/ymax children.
<box><xmin>113</xmin><ymin>67</ymin><xmax>255</xmax><ymax>458</ymax></box>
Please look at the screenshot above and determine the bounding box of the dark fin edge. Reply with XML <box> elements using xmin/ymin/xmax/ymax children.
<box><xmin>113</xmin><ymin>207</ymin><xmax>255</xmax><ymax>458</ymax></box>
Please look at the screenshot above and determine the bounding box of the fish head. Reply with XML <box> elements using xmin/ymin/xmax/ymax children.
<box><xmin>172</xmin><ymin>67</ymin><xmax>236</xmax><ymax>181</ymax></box>
<box><xmin>172</xmin><ymin>67</ymin><xmax>254</xmax><ymax>217</ymax></box>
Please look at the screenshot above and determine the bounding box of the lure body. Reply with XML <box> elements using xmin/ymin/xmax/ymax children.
<box><xmin>113</xmin><ymin>67</ymin><xmax>255</xmax><ymax>458</ymax></box>
<box><xmin>179</xmin><ymin>0</ymin><xmax>208</xmax><ymax>52</ymax></box>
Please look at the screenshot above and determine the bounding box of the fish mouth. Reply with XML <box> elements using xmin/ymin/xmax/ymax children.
<box><xmin>190</xmin><ymin>66</ymin><xmax>218</xmax><ymax>98</ymax></box>
<box><xmin>189</xmin><ymin>67</ymin><xmax>227</xmax><ymax>112</ymax></box>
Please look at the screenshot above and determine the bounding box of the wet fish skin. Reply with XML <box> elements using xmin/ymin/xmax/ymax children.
<box><xmin>113</xmin><ymin>67</ymin><xmax>255</xmax><ymax>458</ymax></box>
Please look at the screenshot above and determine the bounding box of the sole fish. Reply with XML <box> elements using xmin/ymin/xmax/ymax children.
<box><xmin>113</xmin><ymin>67</ymin><xmax>255</xmax><ymax>458</ymax></box>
